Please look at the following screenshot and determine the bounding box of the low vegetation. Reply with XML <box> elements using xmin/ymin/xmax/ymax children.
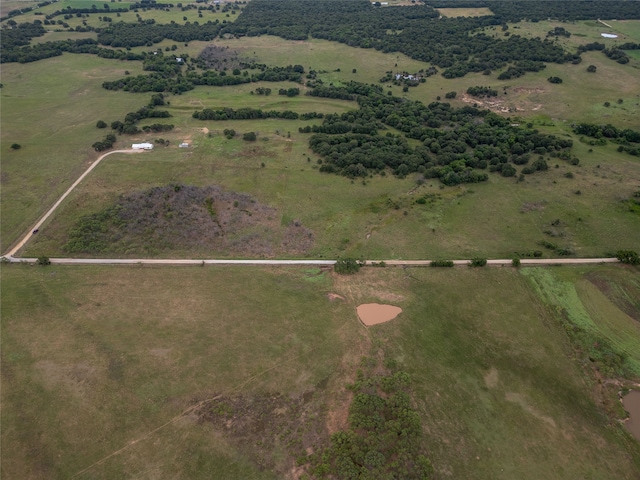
<box><xmin>64</xmin><ymin>184</ymin><xmax>314</xmax><ymax>257</ymax></box>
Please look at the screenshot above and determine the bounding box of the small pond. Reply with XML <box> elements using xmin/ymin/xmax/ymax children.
<box><xmin>622</xmin><ymin>390</ymin><xmax>640</xmax><ymax>441</ymax></box>
<box><xmin>357</xmin><ymin>303</ymin><xmax>402</xmax><ymax>326</ymax></box>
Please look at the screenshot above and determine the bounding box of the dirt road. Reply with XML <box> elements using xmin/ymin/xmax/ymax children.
<box><xmin>4</xmin><ymin>149</ymin><xmax>144</xmax><ymax>257</ymax></box>
<box><xmin>1</xmin><ymin>257</ymin><xmax>620</xmax><ymax>266</ymax></box>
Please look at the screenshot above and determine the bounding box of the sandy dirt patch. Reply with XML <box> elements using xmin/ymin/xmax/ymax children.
<box><xmin>357</xmin><ymin>303</ymin><xmax>403</xmax><ymax>326</ymax></box>
<box><xmin>327</xmin><ymin>292</ymin><xmax>345</xmax><ymax>302</ymax></box>
<box><xmin>484</xmin><ymin>367</ymin><xmax>499</xmax><ymax>388</ymax></box>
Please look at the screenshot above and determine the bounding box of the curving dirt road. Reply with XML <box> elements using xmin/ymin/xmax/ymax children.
<box><xmin>4</xmin><ymin>149</ymin><xmax>145</xmax><ymax>258</ymax></box>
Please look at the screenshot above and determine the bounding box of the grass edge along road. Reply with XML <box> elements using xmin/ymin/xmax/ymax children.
<box><xmin>3</xmin><ymin>149</ymin><xmax>145</xmax><ymax>258</ymax></box>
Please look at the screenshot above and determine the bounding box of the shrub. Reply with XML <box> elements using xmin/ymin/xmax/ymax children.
<box><xmin>469</xmin><ymin>257</ymin><xmax>487</xmax><ymax>267</ymax></box>
<box><xmin>242</xmin><ymin>131</ymin><xmax>257</xmax><ymax>141</ymax></box>
<box><xmin>616</xmin><ymin>250</ymin><xmax>640</xmax><ymax>265</ymax></box>
<box><xmin>444</xmin><ymin>91</ymin><xmax>457</xmax><ymax>99</ymax></box>
<box><xmin>547</xmin><ymin>76</ymin><xmax>563</xmax><ymax>84</ymax></box>
<box><xmin>36</xmin><ymin>256</ymin><xmax>51</xmax><ymax>265</ymax></box>
<box><xmin>10</xmin><ymin>143</ymin><xmax>21</xmax><ymax>150</ymax></box>
<box><xmin>430</xmin><ymin>259</ymin><xmax>454</xmax><ymax>267</ymax></box>
<box><xmin>96</xmin><ymin>120</ymin><xmax>107</xmax><ymax>128</ymax></box>
<box><xmin>334</xmin><ymin>257</ymin><xmax>363</xmax><ymax>274</ymax></box>
<box><xmin>512</xmin><ymin>257</ymin><xmax>521</xmax><ymax>267</ymax></box>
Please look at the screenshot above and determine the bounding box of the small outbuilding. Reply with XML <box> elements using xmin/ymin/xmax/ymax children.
<box><xmin>132</xmin><ymin>143</ymin><xmax>154</xmax><ymax>150</ymax></box>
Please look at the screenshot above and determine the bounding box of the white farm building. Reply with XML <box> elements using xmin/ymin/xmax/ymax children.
<box><xmin>132</xmin><ymin>143</ymin><xmax>154</xmax><ymax>150</ymax></box>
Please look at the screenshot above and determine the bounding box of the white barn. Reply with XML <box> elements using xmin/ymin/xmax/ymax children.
<box><xmin>132</xmin><ymin>143</ymin><xmax>154</xmax><ymax>150</ymax></box>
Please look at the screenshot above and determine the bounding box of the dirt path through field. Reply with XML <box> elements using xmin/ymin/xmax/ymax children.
<box><xmin>4</xmin><ymin>149</ymin><xmax>144</xmax><ymax>257</ymax></box>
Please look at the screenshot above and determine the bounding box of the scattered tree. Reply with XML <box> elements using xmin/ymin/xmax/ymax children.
<box><xmin>96</xmin><ymin>120</ymin><xmax>107</xmax><ymax>128</ymax></box>
<box><xmin>10</xmin><ymin>143</ymin><xmax>21</xmax><ymax>150</ymax></box>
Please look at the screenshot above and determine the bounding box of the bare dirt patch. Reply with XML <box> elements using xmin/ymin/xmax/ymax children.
<box><xmin>461</xmin><ymin>89</ymin><xmax>544</xmax><ymax>114</ymax></box>
<box><xmin>327</xmin><ymin>292</ymin><xmax>345</xmax><ymax>302</ymax></box>
<box><xmin>356</xmin><ymin>303</ymin><xmax>403</xmax><ymax>326</ymax></box>
<box><xmin>484</xmin><ymin>367</ymin><xmax>499</xmax><ymax>388</ymax></box>
<box><xmin>520</xmin><ymin>201</ymin><xmax>546</xmax><ymax>213</ymax></box>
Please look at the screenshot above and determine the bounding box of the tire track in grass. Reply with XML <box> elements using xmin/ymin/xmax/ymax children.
<box><xmin>71</xmin><ymin>318</ymin><xmax>353</xmax><ymax>479</ymax></box>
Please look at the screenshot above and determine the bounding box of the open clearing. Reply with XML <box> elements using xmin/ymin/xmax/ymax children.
<box><xmin>437</xmin><ymin>7</ymin><xmax>494</xmax><ymax>18</ymax></box>
<box><xmin>2</xmin><ymin>265</ymin><xmax>640</xmax><ymax>478</ymax></box>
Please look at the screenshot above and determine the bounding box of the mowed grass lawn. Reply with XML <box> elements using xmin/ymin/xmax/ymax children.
<box><xmin>2</xmin><ymin>265</ymin><xmax>639</xmax><ymax>478</ymax></box>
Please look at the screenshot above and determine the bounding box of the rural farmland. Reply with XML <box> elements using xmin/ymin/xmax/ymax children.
<box><xmin>1</xmin><ymin>0</ymin><xmax>639</xmax><ymax>478</ymax></box>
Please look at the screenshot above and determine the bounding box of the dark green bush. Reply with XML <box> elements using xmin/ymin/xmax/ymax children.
<box><xmin>334</xmin><ymin>257</ymin><xmax>363</xmax><ymax>274</ymax></box>
<box><xmin>430</xmin><ymin>259</ymin><xmax>454</xmax><ymax>267</ymax></box>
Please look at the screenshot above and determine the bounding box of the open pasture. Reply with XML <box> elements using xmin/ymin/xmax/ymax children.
<box><xmin>3</xmin><ymin>25</ymin><xmax>640</xmax><ymax>259</ymax></box>
<box><xmin>0</xmin><ymin>54</ymin><xmax>146</xmax><ymax>253</ymax></box>
<box><xmin>2</xmin><ymin>264</ymin><xmax>639</xmax><ymax>478</ymax></box>
<box><xmin>437</xmin><ymin>7</ymin><xmax>494</xmax><ymax>18</ymax></box>
<box><xmin>23</xmin><ymin>124</ymin><xmax>640</xmax><ymax>260</ymax></box>
<box><xmin>1</xmin><ymin>0</ymin><xmax>232</xmax><ymax>27</ymax></box>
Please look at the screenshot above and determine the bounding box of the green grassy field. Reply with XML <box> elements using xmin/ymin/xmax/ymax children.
<box><xmin>21</xmin><ymin>118</ymin><xmax>640</xmax><ymax>260</ymax></box>
<box><xmin>0</xmin><ymin>54</ymin><xmax>147</xmax><ymax>253</ymax></box>
<box><xmin>0</xmin><ymin>34</ymin><xmax>635</xmax><ymax>259</ymax></box>
<box><xmin>3</xmin><ymin>0</ymin><xmax>239</xmax><ymax>28</ymax></box>
<box><xmin>2</xmin><ymin>264</ymin><xmax>639</xmax><ymax>478</ymax></box>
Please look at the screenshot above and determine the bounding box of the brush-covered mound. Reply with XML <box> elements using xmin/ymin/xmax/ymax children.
<box><xmin>64</xmin><ymin>185</ymin><xmax>314</xmax><ymax>256</ymax></box>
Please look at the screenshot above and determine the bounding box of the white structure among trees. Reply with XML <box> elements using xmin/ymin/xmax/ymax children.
<box><xmin>132</xmin><ymin>143</ymin><xmax>154</xmax><ymax>150</ymax></box>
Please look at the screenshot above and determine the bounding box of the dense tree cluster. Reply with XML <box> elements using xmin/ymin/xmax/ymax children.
<box><xmin>221</xmin><ymin>0</ymin><xmax>575</xmax><ymax>79</ymax></box>
<box><xmin>0</xmin><ymin>22</ymin><xmax>46</xmax><ymax>49</ymax></box>
<box><xmin>547</xmin><ymin>27</ymin><xmax>571</xmax><ymax>38</ymax></box>
<box><xmin>309</xmin><ymin>367</ymin><xmax>432</xmax><ymax>478</ymax></box>
<box><xmin>484</xmin><ymin>1</ymin><xmax>640</xmax><ymax>21</ymax></box>
<box><xmin>1</xmin><ymin>38</ymin><xmax>144</xmax><ymax>64</ymax></box>
<box><xmin>193</xmin><ymin>107</ymin><xmax>300</xmax><ymax>121</ymax></box>
<box><xmin>97</xmin><ymin>20</ymin><xmax>222</xmax><ymax>48</ymax></box>
<box><xmin>44</xmin><ymin>5</ymin><xmax>129</xmax><ymax>20</ymax></box>
<box><xmin>299</xmin><ymin>82</ymin><xmax>572</xmax><ymax>184</ymax></box>
<box><xmin>466</xmin><ymin>85</ymin><xmax>498</xmax><ymax>97</ymax></box>
<box><xmin>497</xmin><ymin>60</ymin><xmax>546</xmax><ymax>80</ymax></box>
<box><xmin>102</xmin><ymin>65</ymin><xmax>303</xmax><ymax>94</ymax></box>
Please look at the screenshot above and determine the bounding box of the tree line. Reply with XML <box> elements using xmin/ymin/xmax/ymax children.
<box><xmin>102</xmin><ymin>65</ymin><xmax>303</xmax><ymax>94</ymax></box>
